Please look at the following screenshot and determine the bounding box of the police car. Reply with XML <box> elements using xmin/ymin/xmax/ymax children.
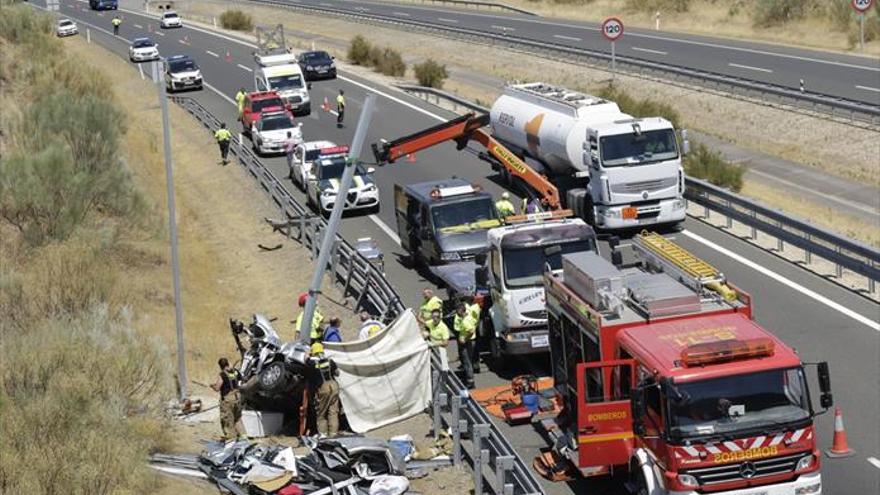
<box><xmin>129</xmin><ymin>37</ymin><xmax>159</xmax><ymax>62</ymax></box>
<box><xmin>251</xmin><ymin>111</ymin><xmax>302</xmax><ymax>156</ymax></box>
<box><xmin>306</xmin><ymin>148</ymin><xmax>379</xmax><ymax>216</ymax></box>
<box><xmin>163</xmin><ymin>55</ymin><xmax>202</xmax><ymax>92</ymax></box>
<box><xmin>290</xmin><ymin>140</ymin><xmax>338</xmax><ymax>191</ymax></box>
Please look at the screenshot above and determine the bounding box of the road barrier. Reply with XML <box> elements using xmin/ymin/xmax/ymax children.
<box><xmin>403</xmin><ymin>0</ymin><xmax>537</xmax><ymax>16</ymax></box>
<box><xmin>243</xmin><ymin>0</ymin><xmax>880</xmax><ymax>128</ymax></box>
<box><xmin>396</xmin><ymin>85</ymin><xmax>880</xmax><ymax>295</ymax></box>
<box><xmin>170</xmin><ymin>95</ymin><xmax>546</xmax><ymax>495</ymax></box>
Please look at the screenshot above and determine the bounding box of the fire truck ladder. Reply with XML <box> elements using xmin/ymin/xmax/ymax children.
<box><xmin>633</xmin><ymin>231</ymin><xmax>737</xmax><ymax>301</ymax></box>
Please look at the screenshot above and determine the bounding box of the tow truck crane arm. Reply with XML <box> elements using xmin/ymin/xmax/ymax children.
<box><xmin>371</xmin><ymin>113</ymin><xmax>562</xmax><ymax>209</ymax></box>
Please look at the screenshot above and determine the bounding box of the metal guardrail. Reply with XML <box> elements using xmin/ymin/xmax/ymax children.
<box><xmin>396</xmin><ymin>85</ymin><xmax>880</xmax><ymax>293</ymax></box>
<box><xmin>170</xmin><ymin>95</ymin><xmax>546</xmax><ymax>495</ymax></box>
<box><xmin>403</xmin><ymin>0</ymin><xmax>537</xmax><ymax>16</ymax></box>
<box><xmin>246</xmin><ymin>0</ymin><xmax>880</xmax><ymax>127</ymax></box>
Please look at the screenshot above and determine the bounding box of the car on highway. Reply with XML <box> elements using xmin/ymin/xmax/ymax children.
<box><xmin>128</xmin><ymin>37</ymin><xmax>159</xmax><ymax>62</ymax></box>
<box><xmin>296</xmin><ymin>50</ymin><xmax>336</xmax><ymax>81</ymax></box>
<box><xmin>290</xmin><ymin>140</ymin><xmax>338</xmax><ymax>190</ymax></box>
<box><xmin>88</xmin><ymin>0</ymin><xmax>117</xmax><ymax>10</ymax></box>
<box><xmin>163</xmin><ymin>55</ymin><xmax>203</xmax><ymax>92</ymax></box>
<box><xmin>306</xmin><ymin>150</ymin><xmax>379</xmax><ymax>216</ymax></box>
<box><xmin>240</xmin><ymin>91</ymin><xmax>291</xmax><ymax>135</ymax></box>
<box><xmin>159</xmin><ymin>11</ymin><xmax>182</xmax><ymax>29</ymax></box>
<box><xmin>254</xmin><ymin>52</ymin><xmax>311</xmax><ymax>116</ymax></box>
<box><xmin>251</xmin><ymin>111</ymin><xmax>302</xmax><ymax>156</ymax></box>
<box><xmin>56</xmin><ymin>19</ymin><xmax>78</xmax><ymax>37</ymax></box>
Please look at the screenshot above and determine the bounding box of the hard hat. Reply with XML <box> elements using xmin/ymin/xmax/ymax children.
<box><xmin>311</xmin><ymin>342</ymin><xmax>325</xmax><ymax>354</ymax></box>
<box><xmin>298</xmin><ymin>292</ymin><xmax>309</xmax><ymax>307</ymax></box>
<box><xmin>501</xmin><ymin>192</ymin><xmax>510</xmax><ymax>199</ymax></box>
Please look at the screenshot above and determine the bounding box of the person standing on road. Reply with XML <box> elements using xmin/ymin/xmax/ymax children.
<box><xmin>495</xmin><ymin>192</ymin><xmax>516</xmax><ymax>218</ymax></box>
<box><xmin>235</xmin><ymin>87</ymin><xmax>247</xmax><ymax>117</ymax></box>
<box><xmin>335</xmin><ymin>89</ymin><xmax>345</xmax><ymax>128</ymax></box>
<box><xmin>309</xmin><ymin>343</ymin><xmax>340</xmax><ymax>437</ymax></box>
<box><xmin>357</xmin><ymin>312</ymin><xmax>384</xmax><ymax>340</ymax></box>
<box><xmin>424</xmin><ymin>309</ymin><xmax>450</xmax><ymax>348</ymax></box>
<box><xmin>112</xmin><ymin>15</ymin><xmax>122</xmax><ymax>36</ymax></box>
<box><xmin>214</xmin><ymin>123</ymin><xmax>232</xmax><ymax>164</ymax></box>
<box><xmin>284</xmin><ymin>131</ymin><xmax>298</xmax><ymax>178</ymax></box>
<box><xmin>418</xmin><ymin>288</ymin><xmax>443</xmax><ymax>325</ymax></box>
<box><xmin>210</xmin><ymin>357</ymin><xmax>243</xmax><ymax>441</ymax></box>
<box><xmin>453</xmin><ymin>303</ymin><xmax>478</xmax><ymax>388</ymax></box>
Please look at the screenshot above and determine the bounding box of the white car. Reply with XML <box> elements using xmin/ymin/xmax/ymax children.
<box><xmin>164</xmin><ymin>55</ymin><xmax>202</xmax><ymax>92</ymax></box>
<box><xmin>252</xmin><ymin>111</ymin><xmax>302</xmax><ymax>156</ymax></box>
<box><xmin>159</xmin><ymin>11</ymin><xmax>182</xmax><ymax>29</ymax></box>
<box><xmin>306</xmin><ymin>152</ymin><xmax>379</xmax><ymax>216</ymax></box>
<box><xmin>290</xmin><ymin>140</ymin><xmax>338</xmax><ymax>191</ymax></box>
<box><xmin>129</xmin><ymin>37</ymin><xmax>159</xmax><ymax>62</ymax></box>
<box><xmin>56</xmin><ymin>19</ymin><xmax>78</xmax><ymax>37</ymax></box>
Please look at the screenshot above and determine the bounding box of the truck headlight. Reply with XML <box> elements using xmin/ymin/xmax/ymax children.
<box><xmin>796</xmin><ymin>455</ymin><xmax>815</xmax><ymax>471</ymax></box>
<box><xmin>795</xmin><ymin>482</ymin><xmax>821</xmax><ymax>495</ymax></box>
<box><xmin>673</xmin><ymin>199</ymin><xmax>685</xmax><ymax>210</ymax></box>
<box><xmin>605</xmin><ymin>209</ymin><xmax>620</xmax><ymax>218</ymax></box>
<box><xmin>440</xmin><ymin>251</ymin><xmax>461</xmax><ymax>261</ymax></box>
<box><xmin>676</xmin><ymin>474</ymin><xmax>698</xmax><ymax>488</ymax></box>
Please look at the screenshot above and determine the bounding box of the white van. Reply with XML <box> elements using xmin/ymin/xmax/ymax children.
<box><xmin>254</xmin><ymin>52</ymin><xmax>311</xmax><ymax>116</ymax></box>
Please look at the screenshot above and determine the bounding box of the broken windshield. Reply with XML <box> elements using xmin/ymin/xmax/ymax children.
<box><xmin>600</xmin><ymin>129</ymin><xmax>678</xmax><ymax>167</ymax></box>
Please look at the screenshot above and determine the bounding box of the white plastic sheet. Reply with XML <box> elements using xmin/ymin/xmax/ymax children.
<box><xmin>324</xmin><ymin>309</ymin><xmax>431</xmax><ymax>433</ymax></box>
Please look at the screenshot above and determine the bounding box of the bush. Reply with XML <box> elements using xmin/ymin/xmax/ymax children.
<box><xmin>414</xmin><ymin>59</ymin><xmax>449</xmax><ymax>88</ymax></box>
<box><xmin>829</xmin><ymin>0</ymin><xmax>880</xmax><ymax>46</ymax></box>
<box><xmin>596</xmin><ymin>84</ymin><xmax>682</xmax><ymax>129</ymax></box>
<box><xmin>625</xmin><ymin>0</ymin><xmax>691</xmax><ymax>13</ymax></box>
<box><xmin>684</xmin><ymin>142</ymin><xmax>746</xmax><ymax>192</ymax></box>
<box><xmin>348</xmin><ymin>35</ymin><xmax>372</xmax><ymax>65</ymax></box>
<box><xmin>752</xmin><ymin>0</ymin><xmax>819</xmax><ymax>27</ymax></box>
<box><xmin>219</xmin><ymin>9</ymin><xmax>253</xmax><ymax>31</ymax></box>
<box><xmin>375</xmin><ymin>48</ymin><xmax>407</xmax><ymax>77</ymax></box>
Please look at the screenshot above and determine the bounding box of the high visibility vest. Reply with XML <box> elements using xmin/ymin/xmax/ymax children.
<box><xmin>214</xmin><ymin>128</ymin><xmax>232</xmax><ymax>142</ymax></box>
<box><xmin>425</xmin><ymin>319</ymin><xmax>450</xmax><ymax>346</ymax></box>
<box><xmin>360</xmin><ymin>320</ymin><xmax>383</xmax><ymax>338</ymax></box>
<box><xmin>495</xmin><ymin>199</ymin><xmax>515</xmax><ymax>217</ymax></box>
<box><xmin>453</xmin><ymin>313</ymin><xmax>477</xmax><ymax>341</ymax></box>
<box><xmin>336</xmin><ymin>95</ymin><xmax>345</xmax><ymax>110</ymax></box>
<box><xmin>467</xmin><ymin>303</ymin><xmax>481</xmax><ymax>321</ymax></box>
<box><xmin>419</xmin><ymin>296</ymin><xmax>443</xmax><ymax>321</ymax></box>
<box><xmin>112</xmin><ymin>18</ymin><xmax>121</xmax><ymax>26</ymax></box>
<box><xmin>235</xmin><ymin>92</ymin><xmax>246</xmax><ymax>114</ymax></box>
<box><xmin>295</xmin><ymin>308</ymin><xmax>324</xmax><ymax>339</ymax></box>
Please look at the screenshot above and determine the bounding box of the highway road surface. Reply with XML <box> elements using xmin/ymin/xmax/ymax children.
<box><xmin>41</xmin><ymin>2</ymin><xmax>880</xmax><ymax>493</ymax></box>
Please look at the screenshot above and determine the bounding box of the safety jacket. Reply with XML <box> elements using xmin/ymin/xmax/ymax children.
<box><xmin>336</xmin><ymin>94</ymin><xmax>345</xmax><ymax>111</ymax></box>
<box><xmin>214</xmin><ymin>128</ymin><xmax>232</xmax><ymax>142</ymax></box>
<box><xmin>295</xmin><ymin>307</ymin><xmax>324</xmax><ymax>340</ymax></box>
<box><xmin>454</xmin><ymin>313</ymin><xmax>477</xmax><ymax>342</ymax></box>
<box><xmin>111</xmin><ymin>18</ymin><xmax>122</xmax><ymax>26</ymax></box>
<box><xmin>235</xmin><ymin>91</ymin><xmax>247</xmax><ymax>114</ymax></box>
<box><xmin>310</xmin><ymin>353</ymin><xmax>337</xmax><ymax>384</ymax></box>
<box><xmin>419</xmin><ymin>296</ymin><xmax>443</xmax><ymax>321</ymax></box>
<box><xmin>467</xmin><ymin>302</ymin><xmax>481</xmax><ymax>321</ymax></box>
<box><xmin>495</xmin><ymin>199</ymin><xmax>515</xmax><ymax>217</ymax></box>
<box><xmin>219</xmin><ymin>369</ymin><xmax>241</xmax><ymax>398</ymax></box>
<box><xmin>425</xmin><ymin>319</ymin><xmax>450</xmax><ymax>347</ymax></box>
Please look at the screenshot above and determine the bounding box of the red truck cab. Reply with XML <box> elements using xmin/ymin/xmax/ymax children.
<box><xmin>241</xmin><ymin>91</ymin><xmax>291</xmax><ymax>135</ymax></box>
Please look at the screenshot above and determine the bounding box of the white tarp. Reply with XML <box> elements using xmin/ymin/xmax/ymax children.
<box><xmin>324</xmin><ymin>309</ymin><xmax>431</xmax><ymax>433</ymax></box>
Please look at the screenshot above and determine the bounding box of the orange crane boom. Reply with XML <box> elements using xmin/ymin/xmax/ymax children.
<box><xmin>370</xmin><ymin>113</ymin><xmax>562</xmax><ymax>209</ymax></box>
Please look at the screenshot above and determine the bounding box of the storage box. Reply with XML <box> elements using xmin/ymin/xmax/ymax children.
<box><xmin>241</xmin><ymin>409</ymin><xmax>284</xmax><ymax>437</ymax></box>
<box><xmin>561</xmin><ymin>252</ymin><xmax>625</xmax><ymax>311</ymax></box>
<box><xmin>625</xmin><ymin>272</ymin><xmax>701</xmax><ymax>318</ymax></box>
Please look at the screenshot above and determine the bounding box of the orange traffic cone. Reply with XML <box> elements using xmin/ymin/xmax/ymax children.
<box><xmin>406</xmin><ymin>153</ymin><xmax>416</xmax><ymax>163</ymax></box>
<box><xmin>825</xmin><ymin>407</ymin><xmax>855</xmax><ymax>458</ymax></box>
<box><xmin>181</xmin><ymin>35</ymin><xmax>190</xmax><ymax>45</ymax></box>
<box><xmin>225</xmin><ymin>50</ymin><xmax>232</xmax><ymax>62</ymax></box>
<box><xmin>322</xmin><ymin>96</ymin><xmax>330</xmax><ymax>112</ymax></box>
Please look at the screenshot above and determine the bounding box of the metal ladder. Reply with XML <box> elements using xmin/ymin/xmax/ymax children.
<box><xmin>632</xmin><ymin>231</ymin><xmax>733</xmax><ymax>299</ymax></box>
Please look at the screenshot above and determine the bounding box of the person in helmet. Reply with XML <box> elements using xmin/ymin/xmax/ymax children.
<box><xmin>495</xmin><ymin>191</ymin><xmax>516</xmax><ymax>218</ymax></box>
<box><xmin>294</xmin><ymin>292</ymin><xmax>325</xmax><ymax>341</ymax></box>
<box><xmin>308</xmin><ymin>342</ymin><xmax>340</xmax><ymax>437</ymax></box>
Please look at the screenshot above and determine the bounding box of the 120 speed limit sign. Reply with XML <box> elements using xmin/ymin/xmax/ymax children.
<box><xmin>852</xmin><ymin>0</ymin><xmax>874</xmax><ymax>13</ymax></box>
<box><xmin>601</xmin><ymin>17</ymin><xmax>624</xmax><ymax>42</ymax></box>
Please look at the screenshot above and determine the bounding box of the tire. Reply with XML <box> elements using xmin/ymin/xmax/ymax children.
<box><xmin>489</xmin><ymin>336</ymin><xmax>503</xmax><ymax>366</ymax></box>
<box><xmin>258</xmin><ymin>361</ymin><xmax>291</xmax><ymax>394</ymax></box>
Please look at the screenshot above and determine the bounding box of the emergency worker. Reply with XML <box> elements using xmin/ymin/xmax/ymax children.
<box><xmin>235</xmin><ymin>87</ymin><xmax>247</xmax><ymax>116</ymax></box>
<box><xmin>294</xmin><ymin>292</ymin><xmax>325</xmax><ymax>342</ymax></box>
<box><xmin>309</xmin><ymin>343</ymin><xmax>340</xmax><ymax>437</ymax></box>
<box><xmin>335</xmin><ymin>90</ymin><xmax>345</xmax><ymax>127</ymax></box>
<box><xmin>214</xmin><ymin>123</ymin><xmax>232</xmax><ymax>164</ymax></box>
<box><xmin>357</xmin><ymin>312</ymin><xmax>384</xmax><ymax>340</ymax></box>
<box><xmin>424</xmin><ymin>309</ymin><xmax>450</xmax><ymax>348</ymax></box>
<box><xmin>111</xmin><ymin>15</ymin><xmax>122</xmax><ymax>36</ymax></box>
<box><xmin>210</xmin><ymin>357</ymin><xmax>242</xmax><ymax>440</ymax></box>
<box><xmin>418</xmin><ymin>288</ymin><xmax>443</xmax><ymax>324</ymax></box>
<box><xmin>495</xmin><ymin>192</ymin><xmax>516</xmax><ymax>218</ymax></box>
<box><xmin>453</xmin><ymin>304</ymin><xmax>478</xmax><ymax>388</ymax></box>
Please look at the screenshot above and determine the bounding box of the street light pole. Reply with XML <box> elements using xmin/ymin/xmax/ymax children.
<box><xmin>298</xmin><ymin>94</ymin><xmax>377</xmax><ymax>343</ymax></box>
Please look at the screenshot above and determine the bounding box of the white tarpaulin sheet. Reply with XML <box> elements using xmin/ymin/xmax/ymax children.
<box><xmin>324</xmin><ymin>309</ymin><xmax>431</xmax><ymax>433</ymax></box>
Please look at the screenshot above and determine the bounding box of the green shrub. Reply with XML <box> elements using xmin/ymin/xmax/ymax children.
<box><xmin>625</xmin><ymin>0</ymin><xmax>691</xmax><ymax>13</ymax></box>
<box><xmin>752</xmin><ymin>0</ymin><xmax>820</xmax><ymax>27</ymax></box>
<box><xmin>375</xmin><ymin>48</ymin><xmax>407</xmax><ymax>77</ymax></box>
<box><xmin>829</xmin><ymin>0</ymin><xmax>880</xmax><ymax>45</ymax></box>
<box><xmin>684</xmin><ymin>141</ymin><xmax>746</xmax><ymax>192</ymax></box>
<box><xmin>596</xmin><ymin>84</ymin><xmax>682</xmax><ymax>129</ymax></box>
<box><xmin>414</xmin><ymin>59</ymin><xmax>449</xmax><ymax>88</ymax></box>
<box><xmin>348</xmin><ymin>35</ymin><xmax>373</xmax><ymax>65</ymax></box>
<box><xmin>219</xmin><ymin>9</ymin><xmax>253</xmax><ymax>31</ymax></box>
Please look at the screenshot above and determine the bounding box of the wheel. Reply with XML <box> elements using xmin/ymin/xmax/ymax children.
<box><xmin>584</xmin><ymin>197</ymin><xmax>596</xmax><ymax>227</ymax></box>
<box><xmin>488</xmin><ymin>336</ymin><xmax>503</xmax><ymax>368</ymax></box>
<box><xmin>258</xmin><ymin>361</ymin><xmax>291</xmax><ymax>394</ymax></box>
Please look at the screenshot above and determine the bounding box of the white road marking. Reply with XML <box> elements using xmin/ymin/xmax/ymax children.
<box><xmin>237</xmin><ymin>64</ymin><xmax>252</xmax><ymax>72</ymax></box>
<box><xmin>728</xmin><ymin>62</ymin><xmax>773</xmax><ymax>73</ymax></box>
<box><xmin>369</xmin><ymin>215</ymin><xmax>401</xmax><ymax>244</ymax></box>
<box><xmin>747</xmin><ymin>169</ymin><xmax>878</xmax><ymax>217</ymax></box>
<box><xmin>632</xmin><ymin>46</ymin><xmax>667</xmax><ymax>55</ymax></box>
<box><xmin>392</xmin><ymin>11</ymin><xmax>410</xmax><ymax>17</ymax></box>
<box><xmin>491</xmin><ymin>25</ymin><xmax>514</xmax><ymax>31</ymax></box>
<box><xmin>553</xmin><ymin>34</ymin><xmax>581</xmax><ymax>42</ymax></box>
<box><xmin>855</xmin><ymin>85</ymin><xmax>880</xmax><ymax>93</ymax></box>
<box><xmin>133</xmin><ymin>23</ymin><xmax>143</xmax><ymax>28</ymax></box>
<box><xmin>438</xmin><ymin>18</ymin><xmax>458</xmax><ymax>23</ymax></box>
<box><xmin>154</xmin><ymin>31</ymin><xmax>164</xmax><ymax>36</ymax></box>
<box><xmin>868</xmin><ymin>457</ymin><xmax>880</xmax><ymax>470</ymax></box>
<box><xmin>138</xmin><ymin>63</ymin><xmax>145</xmax><ymax>80</ymax></box>
<box><xmin>204</xmin><ymin>82</ymin><xmax>235</xmax><ymax>104</ymax></box>
<box><xmin>320</xmin><ymin>2</ymin><xmax>332</xmax><ymax>6</ymax></box>
<box><xmin>682</xmin><ymin>230</ymin><xmax>880</xmax><ymax>331</ymax></box>
<box><xmin>206</xmin><ymin>50</ymin><xmax>219</xmax><ymax>57</ymax></box>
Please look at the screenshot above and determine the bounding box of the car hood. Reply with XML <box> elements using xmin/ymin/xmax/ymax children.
<box><xmin>171</xmin><ymin>70</ymin><xmax>200</xmax><ymax>78</ymax></box>
<box><xmin>436</xmin><ymin>230</ymin><xmax>490</xmax><ymax>256</ymax></box>
<box><xmin>132</xmin><ymin>46</ymin><xmax>157</xmax><ymax>52</ymax></box>
<box><xmin>258</xmin><ymin>128</ymin><xmax>301</xmax><ymax>141</ymax></box>
<box><xmin>318</xmin><ymin>175</ymin><xmax>374</xmax><ymax>193</ymax></box>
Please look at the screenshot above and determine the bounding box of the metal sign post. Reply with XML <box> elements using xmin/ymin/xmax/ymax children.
<box><xmin>47</xmin><ymin>0</ymin><xmax>59</xmax><ymax>11</ymax></box>
<box><xmin>852</xmin><ymin>0</ymin><xmax>875</xmax><ymax>52</ymax></box>
<box><xmin>601</xmin><ymin>17</ymin><xmax>624</xmax><ymax>81</ymax></box>
<box><xmin>298</xmin><ymin>95</ymin><xmax>377</xmax><ymax>343</ymax></box>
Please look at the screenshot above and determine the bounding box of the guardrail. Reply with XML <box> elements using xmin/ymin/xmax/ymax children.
<box><xmin>170</xmin><ymin>95</ymin><xmax>546</xmax><ymax>495</ymax></box>
<box><xmin>246</xmin><ymin>0</ymin><xmax>880</xmax><ymax>127</ymax></box>
<box><xmin>402</xmin><ymin>0</ymin><xmax>537</xmax><ymax>16</ymax></box>
<box><xmin>396</xmin><ymin>85</ymin><xmax>880</xmax><ymax>294</ymax></box>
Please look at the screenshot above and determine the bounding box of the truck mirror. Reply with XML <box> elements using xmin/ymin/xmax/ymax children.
<box><xmin>475</xmin><ymin>266</ymin><xmax>490</xmax><ymax>288</ymax></box>
<box><xmin>631</xmin><ymin>387</ymin><xmax>647</xmax><ymax>436</ymax></box>
<box><xmin>474</xmin><ymin>253</ymin><xmax>487</xmax><ymax>266</ymax></box>
<box><xmin>817</xmin><ymin>361</ymin><xmax>833</xmax><ymax>410</ymax></box>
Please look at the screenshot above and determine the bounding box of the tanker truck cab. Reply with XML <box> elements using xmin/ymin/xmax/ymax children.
<box><xmin>254</xmin><ymin>52</ymin><xmax>311</xmax><ymax>116</ymax></box>
<box><xmin>394</xmin><ymin>179</ymin><xmax>500</xmax><ymax>266</ymax></box>
<box><xmin>486</xmin><ymin>216</ymin><xmax>598</xmax><ymax>358</ymax></box>
<box><xmin>539</xmin><ymin>232</ymin><xmax>831</xmax><ymax>494</ymax></box>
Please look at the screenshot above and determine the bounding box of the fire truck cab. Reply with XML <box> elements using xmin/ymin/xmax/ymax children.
<box><xmin>539</xmin><ymin>232</ymin><xmax>831</xmax><ymax>495</ymax></box>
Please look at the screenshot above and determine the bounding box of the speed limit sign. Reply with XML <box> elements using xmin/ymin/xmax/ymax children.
<box><xmin>852</xmin><ymin>0</ymin><xmax>874</xmax><ymax>13</ymax></box>
<box><xmin>601</xmin><ymin>17</ymin><xmax>624</xmax><ymax>41</ymax></box>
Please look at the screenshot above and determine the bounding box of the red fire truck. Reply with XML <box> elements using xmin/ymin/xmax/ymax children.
<box><xmin>536</xmin><ymin>231</ymin><xmax>832</xmax><ymax>495</ymax></box>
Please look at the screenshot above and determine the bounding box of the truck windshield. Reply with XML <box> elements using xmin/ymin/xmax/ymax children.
<box><xmin>432</xmin><ymin>198</ymin><xmax>499</xmax><ymax>232</ymax></box>
<box><xmin>268</xmin><ymin>74</ymin><xmax>304</xmax><ymax>90</ymax></box>
<box><xmin>503</xmin><ymin>240</ymin><xmax>595</xmax><ymax>288</ymax></box>
<box><xmin>600</xmin><ymin>129</ymin><xmax>678</xmax><ymax>167</ymax></box>
<box><xmin>668</xmin><ymin>367</ymin><xmax>811</xmax><ymax>441</ymax></box>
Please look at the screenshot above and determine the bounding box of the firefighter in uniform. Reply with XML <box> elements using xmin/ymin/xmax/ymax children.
<box><xmin>309</xmin><ymin>343</ymin><xmax>340</xmax><ymax>437</ymax></box>
<box><xmin>211</xmin><ymin>357</ymin><xmax>243</xmax><ymax>440</ymax></box>
<box><xmin>418</xmin><ymin>288</ymin><xmax>443</xmax><ymax>325</ymax></box>
<box><xmin>214</xmin><ymin>123</ymin><xmax>232</xmax><ymax>164</ymax></box>
<box><xmin>495</xmin><ymin>192</ymin><xmax>516</xmax><ymax>218</ymax></box>
<box><xmin>294</xmin><ymin>292</ymin><xmax>325</xmax><ymax>342</ymax></box>
<box><xmin>453</xmin><ymin>303</ymin><xmax>478</xmax><ymax>388</ymax></box>
<box><xmin>235</xmin><ymin>87</ymin><xmax>247</xmax><ymax>116</ymax></box>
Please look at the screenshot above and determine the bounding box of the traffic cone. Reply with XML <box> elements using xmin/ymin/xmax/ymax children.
<box><xmin>406</xmin><ymin>153</ymin><xmax>416</xmax><ymax>163</ymax></box>
<box><xmin>825</xmin><ymin>407</ymin><xmax>855</xmax><ymax>458</ymax></box>
<box><xmin>322</xmin><ymin>96</ymin><xmax>330</xmax><ymax>112</ymax></box>
<box><xmin>225</xmin><ymin>50</ymin><xmax>232</xmax><ymax>62</ymax></box>
<box><xmin>182</xmin><ymin>35</ymin><xmax>190</xmax><ymax>45</ymax></box>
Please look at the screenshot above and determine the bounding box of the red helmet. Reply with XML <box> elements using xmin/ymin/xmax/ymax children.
<box><xmin>298</xmin><ymin>292</ymin><xmax>308</xmax><ymax>307</ymax></box>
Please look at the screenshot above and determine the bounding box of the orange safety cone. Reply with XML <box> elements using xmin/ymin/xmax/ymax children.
<box><xmin>825</xmin><ymin>407</ymin><xmax>856</xmax><ymax>458</ymax></box>
<box><xmin>322</xmin><ymin>96</ymin><xmax>330</xmax><ymax>112</ymax></box>
<box><xmin>225</xmin><ymin>50</ymin><xmax>232</xmax><ymax>62</ymax></box>
<box><xmin>406</xmin><ymin>153</ymin><xmax>417</xmax><ymax>163</ymax></box>
<box><xmin>182</xmin><ymin>35</ymin><xmax>190</xmax><ymax>45</ymax></box>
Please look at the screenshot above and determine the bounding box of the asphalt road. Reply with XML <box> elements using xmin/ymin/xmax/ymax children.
<box><xmin>43</xmin><ymin>2</ymin><xmax>880</xmax><ymax>493</ymax></box>
<box><xmin>276</xmin><ymin>0</ymin><xmax>880</xmax><ymax>105</ymax></box>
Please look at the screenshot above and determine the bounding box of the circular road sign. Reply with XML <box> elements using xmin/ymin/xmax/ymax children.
<box><xmin>852</xmin><ymin>0</ymin><xmax>874</xmax><ymax>13</ymax></box>
<box><xmin>601</xmin><ymin>17</ymin><xmax>624</xmax><ymax>42</ymax></box>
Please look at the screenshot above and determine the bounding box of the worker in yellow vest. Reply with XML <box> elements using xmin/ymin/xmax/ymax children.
<box><xmin>453</xmin><ymin>303</ymin><xmax>478</xmax><ymax>388</ymax></box>
<box><xmin>418</xmin><ymin>288</ymin><xmax>443</xmax><ymax>324</ymax></box>
<box><xmin>111</xmin><ymin>15</ymin><xmax>122</xmax><ymax>36</ymax></box>
<box><xmin>424</xmin><ymin>309</ymin><xmax>450</xmax><ymax>348</ymax></box>
<box><xmin>214</xmin><ymin>123</ymin><xmax>232</xmax><ymax>164</ymax></box>
<box><xmin>465</xmin><ymin>298</ymin><xmax>482</xmax><ymax>374</ymax></box>
<box><xmin>495</xmin><ymin>192</ymin><xmax>516</xmax><ymax>218</ymax></box>
<box><xmin>294</xmin><ymin>292</ymin><xmax>324</xmax><ymax>342</ymax></box>
<box><xmin>235</xmin><ymin>87</ymin><xmax>247</xmax><ymax>117</ymax></box>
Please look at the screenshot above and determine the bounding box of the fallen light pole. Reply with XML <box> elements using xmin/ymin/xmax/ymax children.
<box><xmin>298</xmin><ymin>94</ymin><xmax>377</xmax><ymax>343</ymax></box>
